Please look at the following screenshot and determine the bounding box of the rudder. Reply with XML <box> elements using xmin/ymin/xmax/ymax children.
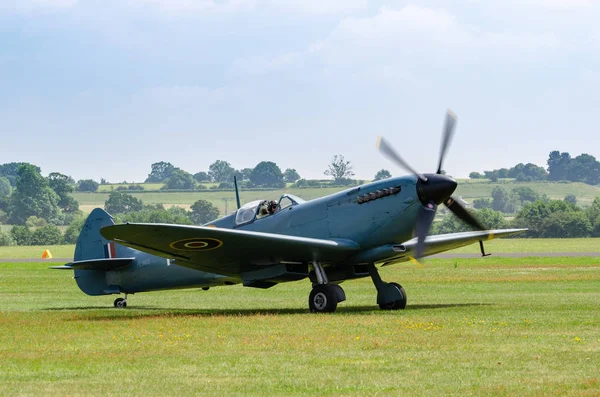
<box><xmin>74</xmin><ymin>208</ymin><xmax>135</xmax><ymax>296</ymax></box>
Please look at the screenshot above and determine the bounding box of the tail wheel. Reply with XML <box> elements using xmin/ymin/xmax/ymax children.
<box><xmin>114</xmin><ymin>297</ymin><xmax>127</xmax><ymax>309</ymax></box>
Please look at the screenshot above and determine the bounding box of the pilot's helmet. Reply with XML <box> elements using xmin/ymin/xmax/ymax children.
<box><xmin>269</xmin><ymin>200</ymin><xmax>278</xmax><ymax>209</ymax></box>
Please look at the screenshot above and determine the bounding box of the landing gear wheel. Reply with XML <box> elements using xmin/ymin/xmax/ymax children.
<box><xmin>309</xmin><ymin>285</ymin><xmax>338</xmax><ymax>313</ymax></box>
<box><xmin>378</xmin><ymin>282</ymin><xmax>407</xmax><ymax>310</ymax></box>
<box><xmin>114</xmin><ymin>297</ymin><xmax>127</xmax><ymax>309</ymax></box>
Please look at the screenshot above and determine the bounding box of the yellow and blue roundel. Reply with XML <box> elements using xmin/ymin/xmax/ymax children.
<box><xmin>169</xmin><ymin>238</ymin><xmax>223</xmax><ymax>251</ymax></box>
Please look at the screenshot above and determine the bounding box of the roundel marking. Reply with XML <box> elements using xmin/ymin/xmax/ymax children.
<box><xmin>170</xmin><ymin>238</ymin><xmax>223</xmax><ymax>252</ymax></box>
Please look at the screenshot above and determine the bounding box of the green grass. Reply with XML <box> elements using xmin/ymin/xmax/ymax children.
<box><xmin>0</xmin><ymin>257</ymin><xmax>599</xmax><ymax>396</ymax></box>
<box><xmin>0</xmin><ymin>245</ymin><xmax>74</xmax><ymax>259</ymax></box>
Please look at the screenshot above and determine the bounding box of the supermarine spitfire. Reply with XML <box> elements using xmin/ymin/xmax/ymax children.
<box><xmin>53</xmin><ymin>111</ymin><xmax>525</xmax><ymax>312</ymax></box>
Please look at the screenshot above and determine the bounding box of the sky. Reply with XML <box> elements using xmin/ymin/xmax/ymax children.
<box><xmin>1</xmin><ymin>0</ymin><xmax>599</xmax><ymax>182</ymax></box>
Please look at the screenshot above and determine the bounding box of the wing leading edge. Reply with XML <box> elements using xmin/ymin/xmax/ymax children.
<box><xmin>351</xmin><ymin>228</ymin><xmax>527</xmax><ymax>266</ymax></box>
<box><xmin>100</xmin><ymin>223</ymin><xmax>359</xmax><ymax>276</ymax></box>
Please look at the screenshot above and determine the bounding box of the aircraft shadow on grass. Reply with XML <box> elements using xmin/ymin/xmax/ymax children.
<box><xmin>42</xmin><ymin>303</ymin><xmax>491</xmax><ymax>321</ymax></box>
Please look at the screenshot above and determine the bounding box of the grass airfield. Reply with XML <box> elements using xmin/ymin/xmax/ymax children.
<box><xmin>1</xmin><ymin>247</ymin><xmax>600</xmax><ymax>395</ymax></box>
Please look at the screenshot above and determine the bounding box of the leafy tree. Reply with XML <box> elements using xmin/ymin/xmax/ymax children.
<box><xmin>31</xmin><ymin>224</ymin><xmax>63</xmax><ymax>245</ymax></box>
<box><xmin>564</xmin><ymin>194</ymin><xmax>577</xmax><ymax>205</ymax></box>
<box><xmin>547</xmin><ymin>151</ymin><xmax>570</xmax><ymax>181</ymax></box>
<box><xmin>48</xmin><ymin>172</ymin><xmax>79</xmax><ymax>213</ymax></box>
<box><xmin>491</xmin><ymin>187</ymin><xmax>509</xmax><ymax>212</ymax></box>
<box><xmin>26</xmin><ymin>216</ymin><xmax>47</xmax><ymax>228</ymax></box>
<box><xmin>0</xmin><ymin>162</ymin><xmax>41</xmax><ymax>187</ymax></box>
<box><xmin>208</xmin><ymin>160</ymin><xmax>235</xmax><ymax>183</ymax></box>
<box><xmin>540</xmin><ymin>212</ymin><xmax>591</xmax><ymax>238</ymax></box>
<box><xmin>0</xmin><ymin>177</ymin><xmax>11</xmax><ymax>198</ymax></box>
<box><xmin>193</xmin><ymin>171</ymin><xmax>210</xmax><ymax>183</ymax></box>
<box><xmin>190</xmin><ymin>200</ymin><xmax>220</xmax><ymax>225</ymax></box>
<box><xmin>476</xmin><ymin>208</ymin><xmax>508</xmax><ymax>229</ymax></box>
<box><xmin>324</xmin><ymin>155</ymin><xmax>354</xmax><ymax>181</ymax></box>
<box><xmin>567</xmin><ymin>154</ymin><xmax>600</xmax><ymax>185</ymax></box>
<box><xmin>64</xmin><ymin>217</ymin><xmax>86</xmax><ymax>244</ymax></box>
<box><xmin>239</xmin><ymin>168</ymin><xmax>254</xmax><ymax>181</ymax></box>
<box><xmin>120</xmin><ymin>206</ymin><xmax>192</xmax><ymax>225</ymax></box>
<box><xmin>0</xmin><ymin>230</ymin><xmax>15</xmax><ymax>246</ymax></box>
<box><xmin>145</xmin><ymin>161</ymin><xmax>177</xmax><ymax>183</ymax></box>
<box><xmin>293</xmin><ymin>179</ymin><xmax>326</xmax><ymax>188</ymax></box>
<box><xmin>512</xmin><ymin>200</ymin><xmax>579</xmax><ymax>237</ymax></box>
<box><xmin>512</xmin><ymin>186</ymin><xmax>539</xmax><ymax>205</ymax></box>
<box><xmin>77</xmin><ymin>179</ymin><xmax>99</xmax><ymax>192</ymax></box>
<box><xmin>283</xmin><ymin>168</ymin><xmax>301</xmax><ymax>183</ymax></box>
<box><xmin>250</xmin><ymin>161</ymin><xmax>285</xmax><ymax>188</ymax></box>
<box><xmin>8</xmin><ymin>164</ymin><xmax>60</xmax><ymax>225</ymax></box>
<box><xmin>373</xmin><ymin>169</ymin><xmax>392</xmax><ymax>181</ymax></box>
<box><xmin>162</xmin><ymin>169</ymin><xmax>196</xmax><ymax>190</ymax></box>
<box><xmin>10</xmin><ymin>225</ymin><xmax>32</xmax><ymax>245</ymax></box>
<box><xmin>469</xmin><ymin>172</ymin><xmax>483</xmax><ymax>179</ymax></box>
<box><xmin>473</xmin><ymin>198</ymin><xmax>492</xmax><ymax>210</ymax></box>
<box><xmin>104</xmin><ymin>191</ymin><xmax>144</xmax><ymax>214</ymax></box>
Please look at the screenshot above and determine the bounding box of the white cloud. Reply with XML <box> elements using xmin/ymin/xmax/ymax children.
<box><xmin>132</xmin><ymin>0</ymin><xmax>255</xmax><ymax>13</ymax></box>
<box><xmin>0</xmin><ymin>0</ymin><xmax>77</xmax><ymax>11</ymax></box>
<box><xmin>231</xmin><ymin>5</ymin><xmax>562</xmax><ymax>79</ymax></box>
<box><xmin>130</xmin><ymin>0</ymin><xmax>366</xmax><ymax>14</ymax></box>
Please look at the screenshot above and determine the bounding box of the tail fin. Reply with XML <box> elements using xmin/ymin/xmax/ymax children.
<box><xmin>71</xmin><ymin>208</ymin><xmax>136</xmax><ymax>296</ymax></box>
<box><xmin>75</xmin><ymin>208</ymin><xmax>134</xmax><ymax>261</ymax></box>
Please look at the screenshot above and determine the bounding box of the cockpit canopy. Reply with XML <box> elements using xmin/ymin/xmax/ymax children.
<box><xmin>234</xmin><ymin>194</ymin><xmax>305</xmax><ymax>226</ymax></box>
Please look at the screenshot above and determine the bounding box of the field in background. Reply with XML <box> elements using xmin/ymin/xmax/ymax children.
<box><xmin>1</xmin><ymin>255</ymin><xmax>598</xmax><ymax>396</ymax></box>
<box><xmin>72</xmin><ymin>181</ymin><xmax>600</xmax><ymax>215</ymax></box>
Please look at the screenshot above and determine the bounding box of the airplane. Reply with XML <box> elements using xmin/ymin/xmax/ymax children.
<box><xmin>52</xmin><ymin>111</ymin><xmax>526</xmax><ymax>313</ymax></box>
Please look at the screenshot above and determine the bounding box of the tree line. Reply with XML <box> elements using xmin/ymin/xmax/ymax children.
<box><xmin>0</xmin><ymin>191</ymin><xmax>221</xmax><ymax>246</ymax></box>
<box><xmin>469</xmin><ymin>150</ymin><xmax>600</xmax><ymax>184</ymax></box>
<box><xmin>433</xmin><ymin>196</ymin><xmax>600</xmax><ymax>238</ymax></box>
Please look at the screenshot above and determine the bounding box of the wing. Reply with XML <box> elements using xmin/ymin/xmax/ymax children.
<box><xmin>394</xmin><ymin>228</ymin><xmax>528</xmax><ymax>262</ymax></box>
<box><xmin>100</xmin><ymin>223</ymin><xmax>359</xmax><ymax>276</ymax></box>
<box><xmin>351</xmin><ymin>229</ymin><xmax>527</xmax><ymax>266</ymax></box>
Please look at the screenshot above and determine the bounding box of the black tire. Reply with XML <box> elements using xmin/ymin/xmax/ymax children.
<box><xmin>378</xmin><ymin>282</ymin><xmax>407</xmax><ymax>310</ymax></box>
<box><xmin>114</xmin><ymin>297</ymin><xmax>127</xmax><ymax>309</ymax></box>
<box><xmin>309</xmin><ymin>285</ymin><xmax>338</xmax><ymax>313</ymax></box>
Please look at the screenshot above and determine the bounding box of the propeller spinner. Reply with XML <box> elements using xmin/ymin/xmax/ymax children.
<box><xmin>377</xmin><ymin>110</ymin><xmax>484</xmax><ymax>258</ymax></box>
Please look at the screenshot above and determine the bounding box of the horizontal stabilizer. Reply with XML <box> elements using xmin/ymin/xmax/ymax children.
<box><xmin>49</xmin><ymin>257</ymin><xmax>135</xmax><ymax>271</ymax></box>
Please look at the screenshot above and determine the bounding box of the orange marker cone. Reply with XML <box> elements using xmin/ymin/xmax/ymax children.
<box><xmin>41</xmin><ymin>250</ymin><xmax>53</xmax><ymax>259</ymax></box>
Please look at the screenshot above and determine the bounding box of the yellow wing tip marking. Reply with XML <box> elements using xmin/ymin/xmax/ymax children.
<box><xmin>376</xmin><ymin>136</ymin><xmax>383</xmax><ymax>149</ymax></box>
<box><xmin>409</xmin><ymin>256</ymin><xmax>424</xmax><ymax>269</ymax></box>
<box><xmin>447</xmin><ymin>109</ymin><xmax>457</xmax><ymax>120</ymax></box>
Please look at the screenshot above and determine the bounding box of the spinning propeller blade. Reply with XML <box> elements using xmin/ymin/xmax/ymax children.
<box><xmin>377</xmin><ymin>136</ymin><xmax>428</xmax><ymax>182</ymax></box>
<box><xmin>415</xmin><ymin>202</ymin><xmax>437</xmax><ymax>259</ymax></box>
<box><xmin>443</xmin><ymin>197</ymin><xmax>484</xmax><ymax>230</ymax></box>
<box><xmin>437</xmin><ymin>110</ymin><xmax>457</xmax><ymax>175</ymax></box>
<box><xmin>377</xmin><ymin>109</ymin><xmax>485</xmax><ymax>259</ymax></box>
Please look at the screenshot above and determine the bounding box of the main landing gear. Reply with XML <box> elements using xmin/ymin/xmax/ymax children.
<box><xmin>114</xmin><ymin>294</ymin><xmax>128</xmax><ymax>309</ymax></box>
<box><xmin>308</xmin><ymin>262</ymin><xmax>346</xmax><ymax>313</ymax></box>
<box><xmin>307</xmin><ymin>263</ymin><xmax>407</xmax><ymax>313</ymax></box>
<box><xmin>369</xmin><ymin>264</ymin><xmax>407</xmax><ymax>310</ymax></box>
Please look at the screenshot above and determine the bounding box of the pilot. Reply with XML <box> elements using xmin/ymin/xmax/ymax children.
<box><xmin>268</xmin><ymin>200</ymin><xmax>278</xmax><ymax>215</ymax></box>
<box><xmin>258</xmin><ymin>201</ymin><xmax>270</xmax><ymax>217</ymax></box>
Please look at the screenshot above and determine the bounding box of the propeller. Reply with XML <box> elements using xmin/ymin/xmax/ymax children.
<box><xmin>377</xmin><ymin>109</ymin><xmax>485</xmax><ymax>259</ymax></box>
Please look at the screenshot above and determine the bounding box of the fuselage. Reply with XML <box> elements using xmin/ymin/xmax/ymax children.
<box><xmin>208</xmin><ymin>175</ymin><xmax>422</xmax><ymax>250</ymax></box>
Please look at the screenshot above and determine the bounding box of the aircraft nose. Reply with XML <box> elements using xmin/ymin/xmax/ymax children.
<box><xmin>416</xmin><ymin>174</ymin><xmax>458</xmax><ymax>205</ymax></box>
